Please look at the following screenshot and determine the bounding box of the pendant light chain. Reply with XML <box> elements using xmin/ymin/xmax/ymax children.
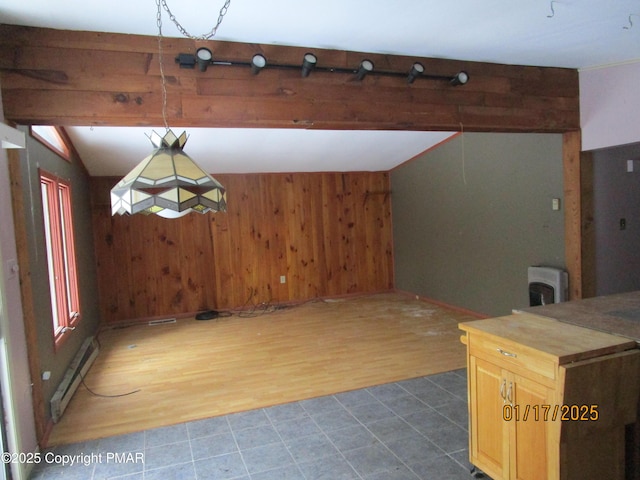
<box><xmin>155</xmin><ymin>0</ymin><xmax>169</xmax><ymax>131</ymax></box>
<box><xmin>155</xmin><ymin>0</ymin><xmax>232</xmax><ymax>131</ymax></box>
<box><xmin>160</xmin><ymin>0</ymin><xmax>231</xmax><ymax>40</ymax></box>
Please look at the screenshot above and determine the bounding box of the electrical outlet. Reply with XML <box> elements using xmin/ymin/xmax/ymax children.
<box><xmin>620</xmin><ymin>218</ymin><xmax>626</xmax><ymax>230</ymax></box>
<box><xmin>280</xmin><ymin>275</ymin><xmax>286</xmax><ymax>284</ymax></box>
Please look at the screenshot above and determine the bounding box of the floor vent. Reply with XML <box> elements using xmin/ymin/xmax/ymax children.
<box><xmin>50</xmin><ymin>336</ymin><xmax>99</xmax><ymax>423</ymax></box>
<box><xmin>148</xmin><ymin>317</ymin><xmax>177</xmax><ymax>326</ymax></box>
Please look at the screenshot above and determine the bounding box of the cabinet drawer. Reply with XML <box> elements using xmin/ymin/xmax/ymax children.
<box><xmin>469</xmin><ymin>333</ymin><xmax>557</xmax><ymax>380</ymax></box>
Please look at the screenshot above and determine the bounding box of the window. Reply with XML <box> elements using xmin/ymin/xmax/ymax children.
<box><xmin>40</xmin><ymin>170</ymin><xmax>80</xmax><ymax>347</ymax></box>
<box><xmin>31</xmin><ymin>126</ymin><xmax>71</xmax><ymax>162</ymax></box>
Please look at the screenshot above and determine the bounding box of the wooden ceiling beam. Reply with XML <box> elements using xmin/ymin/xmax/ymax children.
<box><xmin>0</xmin><ymin>24</ymin><xmax>579</xmax><ymax>132</ymax></box>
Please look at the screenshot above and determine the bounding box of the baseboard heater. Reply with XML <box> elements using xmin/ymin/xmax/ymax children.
<box><xmin>50</xmin><ymin>336</ymin><xmax>99</xmax><ymax>423</ymax></box>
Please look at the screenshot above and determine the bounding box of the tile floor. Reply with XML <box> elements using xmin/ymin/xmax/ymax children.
<box><xmin>30</xmin><ymin>369</ymin><xmax>479</xmax><ymax>480</ymax></box>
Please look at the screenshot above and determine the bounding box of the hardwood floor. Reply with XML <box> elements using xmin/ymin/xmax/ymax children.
<box><xmin>48</xmin><ymin>293</ymin><xmax>477</xmax><ymax>446</ymax></box>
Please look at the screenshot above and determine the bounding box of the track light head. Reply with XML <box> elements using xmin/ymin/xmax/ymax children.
<box><xmin>196</xmin><ymin>47</ymin><xmax>213</xmax><ymax>72</ymax></box>
<box><xmin>355</xmin><ymin>59</ymin><xmax>374</xmax><ymax>81</ymax></box>
<box><xmin>407</xmin><ymin>62</ymin><xmax>425</xmax><ymax>84</ymax></box>
<box><xmin>450</xmin><ymin>71</ymin><xmax>469</xmax><ymax>86</ymax></box>
<box><xmin>251</xmin><ymin>54</ymin><xmax>267</xmax><ymax>75</ymax></box>
<box><xmin>176</xmin><ymin>53</ymin><xmax>196</xmax><ymax>69</ymax></box>
<box><xmin>301</xmin><ymin>53</ymin><xmax>317</xmax><ymax>77</ymax></box>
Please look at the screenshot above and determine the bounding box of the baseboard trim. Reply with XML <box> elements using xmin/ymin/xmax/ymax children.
<box><xmin>394</xmin><ymin>289</ymin><xmax>490</xmax><ymax>319</ymax></box>
<box><xmin>99</xmin><ymin>290</ymin><xmax>398</xmax><ymax>329</ymax></box>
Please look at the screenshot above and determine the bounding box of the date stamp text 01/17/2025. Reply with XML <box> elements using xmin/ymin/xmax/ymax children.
<box><xmin>502</xmin><ymin>404</ymin><xmax>599</xmax><ymax>422</ymax></box>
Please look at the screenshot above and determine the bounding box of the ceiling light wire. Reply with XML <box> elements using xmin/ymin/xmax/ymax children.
<box><xmin>623</xmin><ymin>14</ymin><xmax>639</xmax><ymax>30</ymax></box>
<box><xmin>547</xmin><ymin>1</ymin><xmax>557</xmax><ymax>18</ymax></box>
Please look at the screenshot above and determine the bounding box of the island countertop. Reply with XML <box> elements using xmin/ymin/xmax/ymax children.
<box><xmin>518</xmin><ymin>290</ymin><xmax>640</xmax><ymax>342</ymax></box>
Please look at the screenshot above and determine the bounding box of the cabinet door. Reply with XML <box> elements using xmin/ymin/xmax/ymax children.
<box><xmin>510</xmin><ymin>373</ymin><xmax>555</xmax><ymax>480</ymax></box>
<box><xmin>469</xmin><ymin>355</ymin><xmax>509</xmax><ymax>480</ymax></box>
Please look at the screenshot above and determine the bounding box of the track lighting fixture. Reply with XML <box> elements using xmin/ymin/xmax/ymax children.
<box><xmin>407</xmin><ymin>62</ymin><xmax>425</xmax><ymax>84</ymax></box>
<box><xmin>196</xmin><ymin>47</ymin><xmax>213</xmax><ymax>72</ymax></box>
<box><xmin>450</xmin><ymin>71</ymin><xmax>469</xmax><ymax>86</ymax></box>
<box><xmin>355</xmin><ymin>59</ymin><xmax>374</xmax><ymax>81</ymax></box>
<box><xmin>174</xmin><ymin>49</ymin><xmax>469</xmax><ymax>87</ymax></box>
<box><xmin>251</xmin><ymin>54</ymin><xmax>267</xmax><ymax>75</ymax></box>
<box><xmin>301</xmin><ymin>53</ymin><xmax>318</xmax><ymax>77</ymax></box>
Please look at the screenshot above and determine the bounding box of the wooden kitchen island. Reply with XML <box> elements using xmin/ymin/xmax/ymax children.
<box><xmin>459</xmin><ymin>295</ymin><xmax>640</xmax><ymax>480</ymax></box>
<box><xmin>520</xmin><ymin>291</ymin><xmax>640</xmax><ymax>480</ymax></box>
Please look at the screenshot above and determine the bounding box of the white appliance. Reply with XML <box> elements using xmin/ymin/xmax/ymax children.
<box><xmin>528</xmin><ymin>266</ymin><xmax>568</xmax><ymax>306</ymax></box>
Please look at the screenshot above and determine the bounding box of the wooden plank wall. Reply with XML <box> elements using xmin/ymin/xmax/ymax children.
<box><xmin>90</xmin><ymin>172</ymin><xmax>393</xmax><ymax>324</ymax></box>
<box><xmin>0</xmin><ymin>25</ymin><xmax>579</xmax><ymax>132</ymax></box>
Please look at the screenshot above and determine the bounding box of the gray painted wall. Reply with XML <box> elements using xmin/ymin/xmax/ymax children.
<box><xmin>391</xmin><ymin>132</ymin><xmax>565</xmax><ymax>317</ymax></box>
<box><xmin>592</xmin><ymin>142</ymin><xmax>640</xmax><ymax>296</ymax></box>
<box><xmin>16</xmin><ymin>126</ymin><xmax>101</xmax><ymax>421</ymax></box>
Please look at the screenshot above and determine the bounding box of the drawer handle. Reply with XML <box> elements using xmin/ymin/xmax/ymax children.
<box><xmin>497</xmin><ymin>348</ymin><xmax>517</xmax><ymax>358</ymax></box>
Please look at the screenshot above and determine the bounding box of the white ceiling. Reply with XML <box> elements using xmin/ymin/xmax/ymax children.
<box><xmin>2</xmin><ymin>0</ymin><xmax>639</xmax><ymax>175</ymax></box>
<box><xmin>69</xmin><ymin>127</ymin><xmax>455</xmax><ymax>176</ymax></box>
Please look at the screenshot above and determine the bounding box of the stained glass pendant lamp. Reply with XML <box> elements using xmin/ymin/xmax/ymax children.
<box><xmin>110</xmin><ymin>0</ymin><xmax>230</xmax><ymax>218</ymax></box>
<box><xmin>110</xmin><ymin>130</ymin><xmax>226</xmax><ymax>218</ymax></box>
